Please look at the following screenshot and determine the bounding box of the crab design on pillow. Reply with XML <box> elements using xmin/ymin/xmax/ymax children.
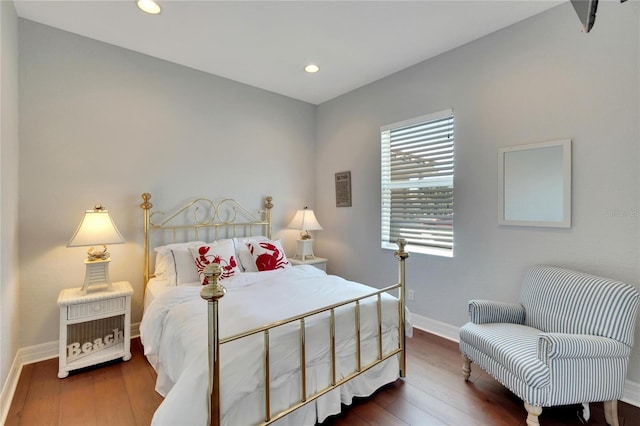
<box><xmin>247</xmin><ymin>240</ymin><xmax>290</xmax><ymax>271</ymax></box>
<box><xmin>193</xmin><ymin>245</ymin><xmax>238</xmax><ymax>284</ymax></box>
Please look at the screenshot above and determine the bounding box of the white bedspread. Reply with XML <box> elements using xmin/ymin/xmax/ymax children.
<box><xmin>140</xmin><ymin>265</ymin><xmax>410</xmax><ymax>425</ymax></box>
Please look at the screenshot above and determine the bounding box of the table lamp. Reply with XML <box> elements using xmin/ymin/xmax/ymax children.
<box><xmin>288</xmin><ymin>207</ymin><xmax>323</xmax><ymax>260</ymax></box>
<box><xmin>67</xmin><ymin>204</ymin><xmax>125</xmax><ymax>294</ymax></box>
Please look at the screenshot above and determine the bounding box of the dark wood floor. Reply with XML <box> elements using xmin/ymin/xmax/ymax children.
<box><xmin>6</xmin><ymin>338</ymin><xmax>162</xmax><ymax>426</ymax></box>
<box><xmin>6</xmin><ymin>329</ymin><xmax>640</xmax><ymax>425</ymax></box>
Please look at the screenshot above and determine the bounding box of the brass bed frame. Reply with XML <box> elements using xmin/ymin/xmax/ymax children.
<box><xmin>140</xmin><ymin>192</ymin><xmax>409</xmax><ymax>426</ymax></box>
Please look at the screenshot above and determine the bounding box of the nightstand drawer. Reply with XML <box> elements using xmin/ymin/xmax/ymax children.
<box><xmin>67</xmin><ymin>297</ymin><xmax>125</xmax><ymax>320</ymax></box>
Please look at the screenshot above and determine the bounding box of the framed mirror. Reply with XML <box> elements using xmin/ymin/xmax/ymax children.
<box><xmin>498</xmin><ymin>139</ymin><xmax>571</xmax><ymax>228</ymax></box>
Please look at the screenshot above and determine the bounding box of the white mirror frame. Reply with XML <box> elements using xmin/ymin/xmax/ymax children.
<box><xmin>498</xmin><ymin>139</ymin><xmax>571</xmax><ymax>228</ymax></box>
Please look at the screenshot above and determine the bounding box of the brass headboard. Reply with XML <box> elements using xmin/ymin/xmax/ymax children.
<box><xmin>140</xmin><ymin>193</ymin><xmax>273</xmax><ymax>287</ymax></box>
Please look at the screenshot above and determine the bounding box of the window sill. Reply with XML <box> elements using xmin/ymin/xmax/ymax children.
<box><xmin>381</xmin><ymin>242</ymin><xmax>453</xmax><ymax>258</ymax></box>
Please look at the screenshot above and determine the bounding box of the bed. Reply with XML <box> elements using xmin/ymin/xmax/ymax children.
<box><xmin>138</xmin><ymin>193</ymin><xmax>411</xmax><ymax>425</ymax></box>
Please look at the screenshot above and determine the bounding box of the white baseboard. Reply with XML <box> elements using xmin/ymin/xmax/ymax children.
<box><xmin>410</xmin><ymin>312</ymin><xmax>640</xmax><ymax>408</ymax></box>
<box><xmin>410</xmin><ymin>312</ymin><xmax>459</xmax><ymax>342</ymax></box>
<box><xmin>622</xmin><ymin>379</ymin><xmax>640</xmax><ymax>408</ymax></box>
<box><xmin>0</xmin><ymin>350</ymin><xmax>23</xmax><ymax>426</ymax></box>
<box><xmin>0</xmin><ymin>322</ymin><xmax>141</xmax><ymax>424</ymax></box>
<box><xmin>0</xmin><ymin>339</ymin><xmax>58</xmax><ymax>424</ymax></box>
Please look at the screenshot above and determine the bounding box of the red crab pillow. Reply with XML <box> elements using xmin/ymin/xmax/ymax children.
<box><xmin>245</xmin><ymin>239</ymin><xmax>291</xmax><ymax>272</ymax></box>
<box><xmin>189</xmin><ymin>239</ymin><xmax>240</xmax><ymax>284</ymax></box>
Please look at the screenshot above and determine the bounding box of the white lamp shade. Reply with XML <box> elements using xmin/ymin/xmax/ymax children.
<box><xmin>68</xmin><ymin>208</ymin><xmax>125</xmax><ymax>247</ymax></box>
<box><xmin>287</xmin><ymin>208</ymin><xmax>323</xmax><ymax>232</ymax></box>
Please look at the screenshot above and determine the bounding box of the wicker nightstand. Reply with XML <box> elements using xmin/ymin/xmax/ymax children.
<box><xmin>57</xmin><ymin>281</ymin><xmax>133</xmax><ymax>378</ymax></box>
<box><xmin>289</xmin><ymin>257</ymin><xmax>327</xmax><ymax>272</ymax></box>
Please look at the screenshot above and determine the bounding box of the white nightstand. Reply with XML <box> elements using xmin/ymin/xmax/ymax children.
<box><xmin>57</xmin><ymin>281</ymin><xmax>133</xmax><ymax>378</ymax></box>
<box><xmin>289</xmin><ymin>257</ymin><xmax>327</xmax><ymax>272</ymax></box>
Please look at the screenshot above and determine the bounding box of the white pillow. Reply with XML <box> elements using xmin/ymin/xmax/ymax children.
<box><xmin>245</xmin><ymin>239</ymin><xmax>291</xmax><ymax>272</ymax></box>
<box><xmin>154</xmin><ymin>250</ymin><xmax>172</xmax><ymax>278</ymax></box>
<box><xmin>154</xmin><ymin>241</ymin><xmax>205</xmax><ymax>285</ymax></box>
<box><xmin>189</xmin><ymin>239</ymin><xmax>241</xmax><ymax>284</ymax></box>
<box><xmin>233</xmin><ymin>236</ymin><xmax>269</xmax><ymax>272</ymax></box>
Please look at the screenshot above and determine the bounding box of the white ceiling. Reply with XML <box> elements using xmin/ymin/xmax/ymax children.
<box><xmin>13</xmin><ymin>0</ymin><xmax>564</xmax><ymax>105</ymax></box>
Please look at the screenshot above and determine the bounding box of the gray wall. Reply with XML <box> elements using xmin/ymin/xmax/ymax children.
<box><xmin>315</xmin><ymin>2</ymin><xmax>640</xmax><ymax>382</ymax></box>
<box><xmin>18</xmin><ymin>20</ymin><xmax>317</xmax><ymax>348</ymax></box>
<box><xmin>1</xmin><ymin>0</ymin><xmax>20</xmax><ymax>395</ymax></box>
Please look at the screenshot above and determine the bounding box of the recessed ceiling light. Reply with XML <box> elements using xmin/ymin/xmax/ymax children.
<box><xmin>137</xmin><ymin>0</ymin><xmax>161</xmax><ymax>15</ymax></box>
<box><xmin>304</xmin><ymin>64</ymin><xmax>320</xmax><ymax>74</ymax></box>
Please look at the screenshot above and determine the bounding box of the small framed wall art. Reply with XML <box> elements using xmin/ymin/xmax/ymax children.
<box><xmin>335</xmin><ymin>171</ymin><xmax>352</xmax><ymax>207</ymax></box>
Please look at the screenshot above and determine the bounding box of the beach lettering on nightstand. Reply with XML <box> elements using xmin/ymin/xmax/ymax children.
<box><xmin>67</xmin><ymin>328</ymin><xmax>124</xmax><ymax>361</ymax></box>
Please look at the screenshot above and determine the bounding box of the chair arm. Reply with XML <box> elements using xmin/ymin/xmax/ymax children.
<box><xmin>538</xmin><ymin>333</ymin><xmax>631</xmax><ymax>363</ymax></box>
<box><xmin>467</xmin><ymin>300</ymin><xmax>525</xmax><ymax>324</ymax></box>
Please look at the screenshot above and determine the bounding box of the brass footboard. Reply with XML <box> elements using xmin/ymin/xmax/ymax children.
<box><xmin>200</xmin><ymin>239</ymin><xmax>409</xmax><ymax>426</ymax></box>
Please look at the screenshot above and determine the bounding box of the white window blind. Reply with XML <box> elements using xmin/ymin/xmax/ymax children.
<box><xmin>381</xmin><ymin>109</ymin><xmax>454</xmax><ymax>257</ymax></box>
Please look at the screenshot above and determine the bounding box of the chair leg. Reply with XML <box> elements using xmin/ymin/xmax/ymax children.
<box><xmin>524</xmin><ymin>402</ymin><xmax>542</xmax><ymax>426</ymax></box>
<box><xmin>579</xmin><ymin>402</ymin><xmax>590</xmax><ymax>423</ymax></box>
<box><xmin>461</xmin><ymin>354</ymin><xmax>471</xmax><ymax>381</ymax></box>
<box><xmin>604</xmin><ymin>400</ymin><xmax>619</xmax><ymax>426</ymax></box>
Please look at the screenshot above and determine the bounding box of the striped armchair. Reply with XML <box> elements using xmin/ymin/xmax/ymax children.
<box><xmin>459</xmin><ymin>266</ymin><xmax>639</xmax><ymax>426</ymax></box>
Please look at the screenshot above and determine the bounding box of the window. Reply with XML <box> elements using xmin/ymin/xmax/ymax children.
<box><xmin>381</xmin><ymin>109</ymin><xmax>454</xmax><ymax>257</ymax></box>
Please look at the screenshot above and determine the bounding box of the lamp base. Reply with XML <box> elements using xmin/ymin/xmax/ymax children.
<box><xmin>81</xmin><ymin>258</ymin><xmax>114</xmax><ymax>295</ymax></box>
<box><xmin>293</xmin><ymin>239</ymin><xmax>316</xmax><ymax>260</ymax></box>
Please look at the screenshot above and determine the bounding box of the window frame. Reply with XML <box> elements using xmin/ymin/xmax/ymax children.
<box><xmin>380</xmin><ymin>109</ymin><xmax>454</xmax><ymax>257</ymax></box>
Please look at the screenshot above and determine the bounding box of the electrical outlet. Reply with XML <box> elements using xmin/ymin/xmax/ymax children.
<box><xmin>408</xmin><ymin>289</ymin><xmax>415</xmax><ymax>301</ymax></box>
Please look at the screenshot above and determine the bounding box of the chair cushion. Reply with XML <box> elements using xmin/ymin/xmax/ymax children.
<box><xmin>459</xmin><ymin>322</ymin><xmax>549</xmax><ymax>388</ymax></box>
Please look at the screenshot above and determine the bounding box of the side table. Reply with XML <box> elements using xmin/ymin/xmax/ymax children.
<box><xmin>57</xmin><ymin>281</ymin><xmax>133</xmax><ymax>378</ymax></box>
<box><xmin>289</xmin><ymin>257</ymin><xmax>328</xmax><ymax>272</ymax></box>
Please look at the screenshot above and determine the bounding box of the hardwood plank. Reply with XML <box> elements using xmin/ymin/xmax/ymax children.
<box><xmin>378</xmin><ymin>384</ymin><xmax>448</xmax><ymax>425</ymax></box>
<box><xmin>386</xmin><ymin>376</ymin><xmax>495</xmax><ymax>426</ymax></box>
<box><xmin>403</xmin><ymin>333</ymin><xmax>523</xmax><ymax>425</ymax></box>
<box><xmin>321</xmin><ymin>405</ymin><xmax>371</xmax><ymax>426</ymax></box>
<box><xmin>346</xmin><ymin>399</ymin><xmax>409</xmax><ymax>426</ymax></box>
<box><xmin>119</xmin><ymin>338</ymin><xmax>163</xmax><ymax>425</ymax></box>
<box><xmin>618</xmin><ymin>401</ymin><xmax>640</xmax><ymax>426</ymax></box>
<box><xmin>93</xmin><ymin>362</ymin><xmax>137</xmax><ymax>426</ymax></box>
<box><xmin>17</xmin><ymin>358</ymin><xmax>61</xmax><ymax>426</ymax></box>
<box><xmin>58</xmin><ymin>372</ymin><xmax>97</xmax><ymax>425</ymax></box>
<box><xmin>4</xmin><ymin>362</ymin><xmax>35</xmax><ymax>426</ymax></box>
